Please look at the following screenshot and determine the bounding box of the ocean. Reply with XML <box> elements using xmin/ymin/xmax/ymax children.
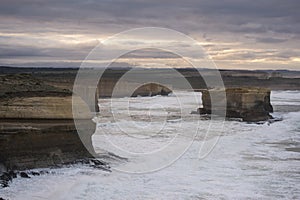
<box><xmin>1</xmin><ymin>90</ymin><xmax>300</xmax><ymax>199</ymax></box>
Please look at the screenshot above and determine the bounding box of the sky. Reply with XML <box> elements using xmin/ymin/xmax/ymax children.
<box><xmin>0</xmin><ymin>0</ymin><xmax>299</xmax><ymax>70</ymax></box>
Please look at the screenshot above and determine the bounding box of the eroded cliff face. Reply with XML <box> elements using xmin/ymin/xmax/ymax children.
<box><xmin>199</xmin><ymin>87</ymin><xmax>273</xmax><ymax>122</ymax></box>
<box><xmin>0</xmin><ymin>73</ymin><xmax>173</xmax><ymax>171</ymax></box>
<box><xmin>0</xmin><ymin>74</ymin><xmax>95</xmax><ymax>171</ymax></box>
<box><xmin>98</xmin><ymin>78</ymin><xmax>172</xmax><ymax>98</ymax></box>
<box><xmin>0</xmin><ymin>96</ymin><xmax>92</xmax><ymax>119</ymax></box>
<box><xmin>0</xmin><ymin>119</ymin><xmax>95</xmax><ymax>170</ymax></box>
<box><xmin>131</xmin><ymin>83</ymin><xmax>172</xmax><ymax>97</ymax></box>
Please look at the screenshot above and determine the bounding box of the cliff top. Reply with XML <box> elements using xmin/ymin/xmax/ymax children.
<box><xmin>205</xmin><ymin>87</ymin><xmax>271</xmax><ymax>93</ymax></box>
<box><xmin>0</xmin><ymin>74</ymin><xmax>72</xmax><ymax>99</ymax></box>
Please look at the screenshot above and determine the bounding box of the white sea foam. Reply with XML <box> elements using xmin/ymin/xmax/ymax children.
<box><xmin>271</xmin><ymin>90</ymin><xmax>300</xmax><ymax>106</ymax></box>
<box><xmin>1</xmin><ymin>91</ymin><xmax>299</xmax><ymax>199</ymax></box>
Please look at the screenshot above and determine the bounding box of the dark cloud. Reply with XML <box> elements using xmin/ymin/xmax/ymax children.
<box><xmin>275</xmin><ymin>50</ymin><xmax>300</xmax><ymax>59</ymax></box>
<box><xmin>0</xmin><ymin>46</ymin><xmax>45</xmax><ymax>58</ymax></box>
<box><xmin>256</xmin><ymin>37</ymin><xmax>288</xmax><ymax>44</ymax></box>
<box><xmin>0</xmin><ymin>43</ymin><xmax>95</xmax><ymax>59</ymax></box>
<box><xmin>0</xmin><ymin>0</ymin><xmax>299</xmax><ymax>69</ymax></box>
<box><xmin>121</xmin><ymin>49</ymin><xmax>180</xmax><ymax>59</ymax></box>
<box><xmin>0</xmin><ymin>0</ymin><xmax>299</xmax><ymax>34</ymax></box>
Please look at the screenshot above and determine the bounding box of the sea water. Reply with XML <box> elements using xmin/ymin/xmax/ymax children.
<box><xmin>1</xmin><ymin>91</ymin><xmax>299</xmax><ymax>199</ymax></box>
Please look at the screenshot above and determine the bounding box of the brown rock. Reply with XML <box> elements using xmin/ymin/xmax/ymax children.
<box><xmin>199</xmin><ymin>87</ymin><xmax>273</xmax><ymax>122</ymax></box>
<box><xmin>131</xmin><ymin>83</ymin><xmax>172</xmax><ymax>97</ymax></box>
<box><xmin>97</xmin><ymin>78</ymin><xmax>172</xmax><ymax>98</ymax></box>
<box><xmin>0</xmin><ymin>74</ymin><xmax>96</xmax><ymax>171</ymax></box>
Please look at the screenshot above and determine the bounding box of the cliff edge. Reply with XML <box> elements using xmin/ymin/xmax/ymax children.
<box><xmin>0</xmin><ymin>74</ymin><xmax>95</xmax><ymax>171</ymax></box>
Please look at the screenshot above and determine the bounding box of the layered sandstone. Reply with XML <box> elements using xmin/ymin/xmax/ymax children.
<box><xmin>131</xmin><ymin>83</ymin><xmax>172</xmax><ymax>97</ymax></box>
<box><xmin>199</xmin><ymin>87</ymin><xmax>273</xmax><ymax>122</ymax></box>
<box><xmin>0</xmin><ymin>74</ymin><xmax>95</xmax><ymax>171</ymax></box>
<box><xmin>98</xmin><ymin>78</ymin><xmax>172</xmax><ymax>98</ymax></box>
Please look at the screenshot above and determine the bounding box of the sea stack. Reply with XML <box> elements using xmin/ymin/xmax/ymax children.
<box><xmin>97</xmin><ymin>78</ymin><xmax>172</xmax><ymax>98</ymax></box>
<box><xmin>198</xmin><ymin>87</ymin><xmax>273</xmax><ymax>122</ymax></box>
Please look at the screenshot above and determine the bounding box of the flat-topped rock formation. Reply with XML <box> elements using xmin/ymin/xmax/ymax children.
<box><xmin>198</xmin><ymin>87</ymin><xmax>273</xmax><ymax>122</ymax></box>
<box><xmin>97</xmin><ymin>78</ymin><xmax>172</xmax><ymax>98</ymax></box>
<box><xmin>0</xmin><ymin>72</ymin><xmax>172</xmax><ymax>172</ymax></box>
<box><xmin>0</xmin><ymin>74</ymin><xmax>96</xmax><ymax>171</ymax></box>
<box><xmin>131</xmin><ymin>83</ymin><xmax>172</xmax><ymax>97</ymax></box>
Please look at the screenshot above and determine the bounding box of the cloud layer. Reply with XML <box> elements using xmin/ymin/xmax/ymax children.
<box><xmin>0</xmin><ymin>0</ymin><xmax>299</xmax><ymax>70</ymax></box>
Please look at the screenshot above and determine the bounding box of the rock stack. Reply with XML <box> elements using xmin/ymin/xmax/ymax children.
<box><xmin>131</xmin><ymin>83</ymin><xmax>172</xmax><ymax>97</ymax></box>
<box><xmin>198</xmin><ymin>87</ymin><xmax>273</xmax><ymax>122</ymax></box>
<box><xmin>97</xmin><ymin>78</ymin><xmax>172</xmax><ymax>98</ymax></box>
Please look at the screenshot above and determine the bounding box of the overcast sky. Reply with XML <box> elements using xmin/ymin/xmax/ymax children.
<box><xmin>0</xmin><ymin>0</ymin><xmax>299</xmax><ymax>70</ymax></box>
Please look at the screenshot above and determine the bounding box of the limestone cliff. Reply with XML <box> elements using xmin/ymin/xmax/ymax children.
<box><xmin>131</xmin><ymin>83</ymin><xmax>172</xmax><ymax>97</ymax></box>
<box><xmin>0</xmin><ymin>74</ymin><xmax>95</xmax><ymax>171</ymax></box>
<box><xmin>98</xmin><ymin>78</ymin><xmax>172</xmax><ymax>98</ymax></box>
<box><xmin>199</xmin><ymin>87</ymin><xmax>273</xmax><ymax>122</ymax></box>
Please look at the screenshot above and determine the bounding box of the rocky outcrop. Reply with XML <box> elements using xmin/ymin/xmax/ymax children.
<box><xmin>198</xmin><ymin>87</ymin><xmax>273</xmax><ymax>122</ymax></box>
<box><xmin>131</xmin><ymin>83</ymin><xmax>172</xmax><ymax>97</ymax></box>
<box><xmin>0</xmin><ymin>74</ymin><xmax>96</xmax><ymax>171</ymax></box>
<box><xmin>0</xmin><ymin>119</ymin><xmax>95</xmax><ymax>170</ymax></box>
<box><xmin>98</xmin><ymin>78</ymin><xmax>172</xmax><ymax>98</ymax></box>
<box><xmin>1</xmin><ymin>72</ymin><xmax>171</xmax><ymax>173</ymax></box>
